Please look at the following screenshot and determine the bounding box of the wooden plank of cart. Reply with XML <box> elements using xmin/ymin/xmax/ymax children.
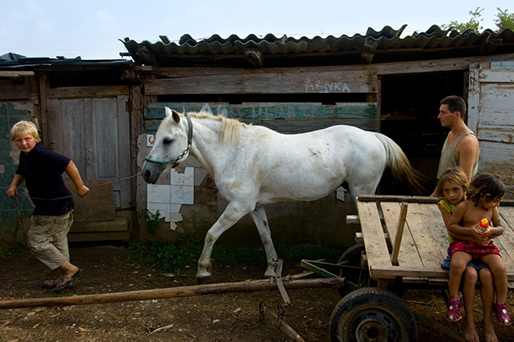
<box><xmin>318</xmin><ymin>194</ymin><xmax>514</xmax><ymax>342</ymax></box>
<box><xmin>358</xmin><ymin>195</ymin><xmax>514</xmax><ymax>286</ymax></box>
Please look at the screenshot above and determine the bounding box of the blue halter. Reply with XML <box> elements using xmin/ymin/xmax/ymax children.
<box><xmin>145</xmin><ymin>116</ymin><xmax>193</xmax><ymax>166</ymax></box>
<box><xmin>144</xmin><ymin>158</ymin><xmax>166</xmax><ymax>164</ymax></box>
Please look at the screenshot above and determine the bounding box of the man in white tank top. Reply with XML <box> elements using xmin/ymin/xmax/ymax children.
<box><xmin>431</xmin><ymin>95</ymin><xmax>479</xmax><ymax>196</ymax></box>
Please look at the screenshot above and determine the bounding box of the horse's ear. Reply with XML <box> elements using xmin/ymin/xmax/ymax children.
<box><xmin>164</xmin><ymin>107</ymin><xmax>181</xmax><ymax>123</ymax></box>
<box><xmin>171</xmin><ymin>110</ymin><xmax>181</xmax><ymax>124</ymax></box>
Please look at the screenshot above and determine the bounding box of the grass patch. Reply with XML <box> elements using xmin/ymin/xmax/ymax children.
<box><xmin>128</xmin><ymin>234</ymin><xmax>342</xmax><ymax>274</ymax></box>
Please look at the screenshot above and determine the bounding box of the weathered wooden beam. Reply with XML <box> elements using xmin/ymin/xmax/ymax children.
<box><xmin>0</xmin><ymin>278</ymin><xmax>344</xmax><ymax>309</ymax></box>
<box><xmin>48</xmin><ymin>85</ymin><xmax>129</xmax><ymax>99</ymax></box>
<box><xmin>145</xmin><ymin>68</ymin><xmax>377</xmax><ymax>95</ymax></box>
<box><xmin>0</xmin><ymin>71</ymin><xmax>35</xmax><ymax>77</ymax></box>
<box><xmin>357</xmin><ymin>195</ymin><xmax>439</xmax><ymax>203</ymax></box>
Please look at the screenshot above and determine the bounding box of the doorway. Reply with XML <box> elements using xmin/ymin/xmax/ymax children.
<box><xmin>379</xmin><ymin>71</ymin><xmax>467</xmax><ymax>194</ymax></box>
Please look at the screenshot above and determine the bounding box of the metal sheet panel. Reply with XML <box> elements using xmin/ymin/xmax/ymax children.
<box><xmin>468</xmin><ymin>67</ymin><xmax>514</xmax><ymax>198</ymax></box>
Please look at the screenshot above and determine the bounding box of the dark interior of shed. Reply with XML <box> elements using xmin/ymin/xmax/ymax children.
<box><xmin>379</xmin><ymin>71</ymin><xmax>466</xmax><ymax>195</ymax></box>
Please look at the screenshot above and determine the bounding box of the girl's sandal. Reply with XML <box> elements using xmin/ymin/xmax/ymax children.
<box><xmin>493</xmin><ymin>303</ymin><xmax>511</xmax><ymax>326</ymax></box>
<box><xmin>447</xmin><ymin>298</ymin><xmax>463</xmax><ymax>322</ymax></box>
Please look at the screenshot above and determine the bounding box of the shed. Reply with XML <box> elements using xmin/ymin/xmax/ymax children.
<box><xmin>0</xmin><ymin>53</ymin><xmax>137</xmax><ymax>244</ymax></box>
<box><xmin>124</xmin><ymin>25</ymin><xmax>514</xmax><ymax>246</ymax></box>
<box><xmin>1</xmin><ymin>25</ymin><xmax>513</xmax><ymax>247</ymax></box>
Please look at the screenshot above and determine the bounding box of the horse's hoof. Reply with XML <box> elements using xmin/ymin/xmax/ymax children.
<box><xmin>264</xmin><ymin>272</ymin><xmax>277</xmax><ymax>278</ymax></box>
<box><xmin>197</xmin><ymin>276</ymin><xmax>209</xmax><ymax>285</ymax></box>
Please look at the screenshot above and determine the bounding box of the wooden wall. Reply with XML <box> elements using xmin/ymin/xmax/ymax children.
<box><xmin>469</xmin><ymin>66</ymin><xmax>514</xmax><ymax>198</ymax></box>
<box><xmin>146</xmin><ymin>65</ymin><xmax>377</xmax><ymax>95</ymax></box>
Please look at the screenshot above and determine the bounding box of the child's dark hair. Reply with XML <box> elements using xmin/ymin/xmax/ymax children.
<box><xmin>467</xmin><ymin>173</ymin><xmax>506</xmax><ymax>206</ymax></box>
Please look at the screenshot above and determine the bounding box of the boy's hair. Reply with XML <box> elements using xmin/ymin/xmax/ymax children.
<box><xmin>467</xmin><ymin>173</ymin><xmax>506</xmax><ymax>206</ymax></box>
<box><xmin>435</xmin><ymin>167</ymin><xmax>468</xmax><ymax>199</ymax></box>
<box><xmin>441</xmin><ymin>95</ymin><xmax>467</xmax><ymax>121</ymax></box>
<box><xmin>11</xmin><ymin>121</ymin><xmax>41</xmax><ymax>142</ymax></box>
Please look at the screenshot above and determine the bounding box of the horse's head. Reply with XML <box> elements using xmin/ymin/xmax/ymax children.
<box><xmin>142</xmin><ymin>107</ymin><xmax>193</xmax><ymax>184</ymax></box>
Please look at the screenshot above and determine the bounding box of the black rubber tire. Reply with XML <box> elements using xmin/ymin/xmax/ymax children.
<box><xmin>330</xmin><ymin>287</ymin><xmax>417</xmax><ymax>342</ymax></box>
<box><xmin>337</xmin><ymin>243</ymin><xmax>369</xmax><ymax>296</ymax></box>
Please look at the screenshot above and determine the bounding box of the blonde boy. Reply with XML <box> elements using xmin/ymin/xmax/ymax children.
<box><xmin>7</xmin><ymin>121</ymin><xmax>89</xmax><ymax>290</ymax></box>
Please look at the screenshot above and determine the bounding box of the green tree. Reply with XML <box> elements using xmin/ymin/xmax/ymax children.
<box><xmin>442</xmin><ymin>7</ymin><xmax>484</xmax><ymax>32</ymax></box>
<box><xmin>495</xmin><ymin>8</ymin><xmax>514</xmax><ymax>30</ymax></box>
<box><xmin>442</xmin><ymin>7</ymin><xmax>514</xmax><ymax>33</ymax></box>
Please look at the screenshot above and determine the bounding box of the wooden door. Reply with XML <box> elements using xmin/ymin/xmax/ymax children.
<box><xmin>47</xmin><ymin>96</ymin><xmax>131</xmax><ymax>210</ymax></box>
<box><xmin>468</xmin><ymin>65</ymin><xmax>514</xmax><ymax>198</ymax></box>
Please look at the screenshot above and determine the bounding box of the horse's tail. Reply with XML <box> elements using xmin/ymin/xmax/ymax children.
<box><xmin>374</xmin><ymin>133</ymin><xmax>424</xmax><ymax>194</ymax></box>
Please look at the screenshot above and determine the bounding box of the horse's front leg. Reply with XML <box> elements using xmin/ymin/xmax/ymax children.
<box><xmin>250</xmin><ymin>207</ymin><xmax>279</xmax><ymax>278</ymax></box>
<box><xmin>197</xmin><ymin>203</ymin><xmax>248</xmax><ymax>282</ymax></box>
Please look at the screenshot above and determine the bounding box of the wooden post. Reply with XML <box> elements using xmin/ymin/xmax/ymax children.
<box><xmin>391</xmin><ymin>203</ymin><xmax>408</xmax><ymax>266</ymax></box>
<box><xmin>0</xmin><ymin>278</ymin><xmax>344</xmax><ymax>309</ymax></box>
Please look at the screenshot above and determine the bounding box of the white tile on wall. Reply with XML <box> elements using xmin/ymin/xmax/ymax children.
<box><xmin>170</xmin><ymin>204</ymin><xmax>182</xmax><ymax>213</ymax></box>
<box><xmin>146</xmin><ymin>167</ymin><xmax>194</xmax><ymax>232</ymax></box>
<box><xmin>170</xmin><ymin>167</ymin><xmax>194</xmax><ymax>186</ymax></box>
<box><xmin>171</xmin><ymin>185</ymin><xmax>194</xmax><ymax>205</ymax></box>
<box><xmin>147</xmin><ymin>184</ymin><xmax>171</xmax><ymax>204</ymax></box>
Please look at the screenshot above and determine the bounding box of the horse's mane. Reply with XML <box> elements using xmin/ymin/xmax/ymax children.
<box><xmin>188</xmin><ymin>111</ymin><xmax>248</xmax><ymax>143</ymax></box>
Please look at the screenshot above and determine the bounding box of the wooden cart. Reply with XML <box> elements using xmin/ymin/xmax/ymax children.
<box><xmin>304</xmin><ymin>195</ymin><xmax>514</xmax><ymax>342</ymax></box>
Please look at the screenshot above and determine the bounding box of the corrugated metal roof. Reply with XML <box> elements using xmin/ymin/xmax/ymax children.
<box><xmin>0</xmin><ymin>53</ymin><xmax>132</xmax><ymax>70</ymax></box>
<box><xmin>122</xmin><ymin>25</ymin><xmax>514</xmax><ymax>68</ymax></box>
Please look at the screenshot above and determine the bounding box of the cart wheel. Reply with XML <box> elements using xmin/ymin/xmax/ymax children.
<box><xmin>337</xmin><ymin>243</ymin><xmax>369</xmax><ymax>296</ymax></box>
<box><xmin>330</xmin><ymin>287</ymin><xmax>417</xmax><ymax>342</ymax></box>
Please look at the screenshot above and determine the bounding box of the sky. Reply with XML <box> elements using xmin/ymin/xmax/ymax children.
<box><xmin>1</xmin><ymin>1</ymin><xmax>512</xmax><ymax>60</ymax></box>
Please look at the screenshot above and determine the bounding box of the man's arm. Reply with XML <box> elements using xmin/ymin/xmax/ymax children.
<box><xmin>455</xmin><ymin>134</ymin><xmax>479</xmax><ymax>182</ymax></box>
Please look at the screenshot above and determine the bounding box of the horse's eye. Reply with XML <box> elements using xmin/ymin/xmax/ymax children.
<box><xmin>163</xmin><ymin>137</ymin><xmax>173</xmax><ymax>144</ymax></box>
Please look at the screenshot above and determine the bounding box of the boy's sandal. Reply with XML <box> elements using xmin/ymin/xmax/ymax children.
<box><xmin>493</xmin><ymin>302</ymin><xmax>512</xmax><ymax>326</ymax></box>
<box><xmin>446</xmin><ymin>298</ymin><xmax>463</xmax><ymax>322</ymax></box>
<box><xmin>41</xmin><ymin>279</ymin><xmax>76</xmax><ymax>289</ymax></box>
<box><xmin>41</xmin><ymin>279</ymin><xmax>58</xmax><ymax>289</ymax></box>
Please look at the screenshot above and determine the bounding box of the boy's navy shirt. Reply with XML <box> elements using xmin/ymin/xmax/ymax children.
<box><xmin>16</xmin><ymin>142</ymin><xmax>74</xmax><ymax>215</ymax></box>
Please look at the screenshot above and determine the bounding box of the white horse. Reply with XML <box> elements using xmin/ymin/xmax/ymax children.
<box><xmin>142</xmin><ymin>108</ymin><xmax>422</xmax><ymax>281</ymax></box>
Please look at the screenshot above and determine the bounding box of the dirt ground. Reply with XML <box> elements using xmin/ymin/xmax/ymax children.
<box><xmin>1</xmin><ymin>244</ymin><xmax>512</xmax><ymax>342</ymax></box>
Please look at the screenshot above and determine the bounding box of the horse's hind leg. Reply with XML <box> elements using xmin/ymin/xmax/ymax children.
<box><xmin>347</xmin><ymin>169</ymin><xmax>383</xmax><ymax>200</ymax></box>
<box><xmin>251</xmin><ymin>207</ymin><xmax>279</xmax><ymax>278</ymax></box>
<box><xmin>197</xmin><ymin>203</ymin><xmax>248</xmax><ymax>282</ymax></box>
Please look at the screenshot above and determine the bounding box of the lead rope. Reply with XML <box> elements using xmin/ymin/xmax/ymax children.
<box><xmin>9</xmin><ymin>172</ymin><xmax>142</xmax><ymax>243</ymax></box>
<box><xmin>14</xmin><ymin>173</ymin><xmax>142</xmax><ymax>202</ymax></box>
